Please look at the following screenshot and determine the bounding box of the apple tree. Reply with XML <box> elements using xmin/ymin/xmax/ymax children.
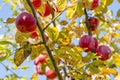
<box><xmin>0</xmin><ymin>0</ymin><xmax>120</xmax><ymax>80</ymax></box>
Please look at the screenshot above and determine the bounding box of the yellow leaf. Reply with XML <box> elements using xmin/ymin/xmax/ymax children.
<box><xmin>46</xmin><ymin>27</ymin><xmax>59</xmax><ymax>41</ymax></box>
<box><xmin>4</xmin><ymin>18</ymin><xmax>16</xmax><ymax>24</ymax></box>
<box><xmin>57</xmin><ymin>0</ymin><xmax>67</xmax><ymax>11</ymax></box>
<box><xmin>100</xmin><ymin>68</ymin><xmax>118</xmax><ymax>76</ymax></box>
<box><xmin>66</xmin><ymin>4</ymin><xmax>77</xmax><ymax>19</ymax></box>
<box><xmin>30</xmin><ymin>44</ymin><xmax>45</xmax><ymax>60</ymax></box>
<box><xmin>31</xmin><ymin>73</ymin><xmax>38</xmax><ymax>80</ymax></box>
<box><xmin>14</xmin><ymin>48</ymin><xmax>30</xmax><ymax>66</ymax></box>
<box><xmin>21</xmin><ymin>66</ymin><xmax>29</xmax><ymax>70</ymax></box>
<box><xmin>113</xmin><ymin>53</ymin><xmax>120</xmax><ymax>68</ymax></box>
<box><xmin>37</xmin><ymin>3</ymin><xmax>45</xmax><ymax>15</ymax></box>
<box><xmin>115</xmin><ymin>24</ymin><xmax>120</xmax><ymax>30</ymax></box>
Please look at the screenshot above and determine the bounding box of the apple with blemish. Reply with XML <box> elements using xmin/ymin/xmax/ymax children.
<box><xmin>15</xmin><ymin>12</ymin><xmax>36</xmax><ymax>33</ymax></box>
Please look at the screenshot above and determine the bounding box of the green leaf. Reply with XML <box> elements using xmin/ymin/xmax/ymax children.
<box><xmin>0</xmin><ymin>40</ymin><xmax>12</xmax><ymax>45</ymax></box>
<box><xmin>21</xmin><ymin>66</ymin><xmax>29</xmax><ymax>70</ymax></box>
<box><xmin>46</xmin><ymin>27</ymin><xmax>59</xmax><ymax>41</ymax></box>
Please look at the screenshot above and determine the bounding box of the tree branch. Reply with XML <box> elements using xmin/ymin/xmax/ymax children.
<box><xmin>84</xmin><ymin>8</ymin><xmax>92</xmax><ymax>36</ymax></box>
<box><xmin>26</xmin><ymin>0</ymin><xmax>63</xmax><ymax>80</ymax></box>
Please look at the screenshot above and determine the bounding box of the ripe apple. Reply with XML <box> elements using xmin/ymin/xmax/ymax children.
<box><xmin>30</xmin><ymin>31</ymin><xmax>38</xmax><ymax>39</ymax></box>
<box><xmin>15</xmin><ymin>12</ymin><xmax>36</xmax><ymax>33</ymax></box>
<box><xmin>45</xmin><ymin>66</ymin><xmax>57</xmax><ymax>79</ymax></box>
<box><xmin>90</xmin><ymin>0</ymin><xmax>99</xmax><ymax>10</ymax></box>
<box><xmin>32</xmin><ymin>0</ymin><xmax>41</xmax><ymax>9</ymax></box>
<box><xmin>96</xmin><ymin>45</ymin><xmax>111</xmax><ymax>61</ymax></box>
<box><xmin>79</xmin><ymin>35</ymin><xmax>96</xmax><ymax>52</ymax></box>
<box><xmin>88</xmin><ymin>17</ymin><xmax>99</xmax><ymax>31</ymax></box>
<box><xmin>34</xmin><ymin>54</ymin><xmax>47</xmax><ymax>65</ymax></box>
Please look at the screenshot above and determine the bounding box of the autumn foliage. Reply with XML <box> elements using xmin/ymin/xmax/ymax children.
<box><xmin>1</xmin><ymin>0</ymin><xmax>120</xmax><ymax>80</ymax></box>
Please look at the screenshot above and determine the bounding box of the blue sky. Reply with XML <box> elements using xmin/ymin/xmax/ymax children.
<box><xmin>0</xmin><ymin>0</ymin><xmax>120</xmax><ymax>80</ymax></box>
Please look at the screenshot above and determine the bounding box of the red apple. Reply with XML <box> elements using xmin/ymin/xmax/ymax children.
<box><xmin>34</xmin><ymin>54</ymin><xmax>47</xmax><ymax>65</ymax></box>
<box><xmin>15</xmin><ymin>12</ymin><xmax>36</xmax><ymax>33</ymax></box>
<box><xmin>96</xmin><ymin>45</ymin><xmax>111</xmax><ymax>61</ymax></box>
<box><xmin>32</xmin><ymin>0</ymin><xmax>41</xmax><ymax>9</ymax></box>
<box><xmin>79</xmin><ymin>35</ymin><xmax>96</xmax><ymax>52</ymax></box>
<box><xmin>90</xmin><ymin>0</ymin><xmax>99</xmax><ymax>10</ymax></box>
<box><xmin>30</xmin><ymin>31</ymin><xmax>38</xmax><ymax>39</ymax></box>
<box><xmin>45</xmin><ymin>66</ymin><xmax>57</xmax><ymax>79</ymax></box>
<box><xmin>88</xmin><ymin>17</ymin><xmax>99</xmax><ymax>31</ymax></box>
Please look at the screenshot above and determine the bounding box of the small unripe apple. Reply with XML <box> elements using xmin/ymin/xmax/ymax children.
<box><xmin>90</xmin><ymin>0</ymin><xmax>99</xmax><ymax>10</ymax></box>
<box><xmin>88</xmin><ymin>17</ymin><xmax>99</xmax><ymax>31</ymax></box>
<box><xmin>79</xmin><ymin>35</ymin><xmax>96</xmax><ymax>52</ymax></box>
<box><xmin>30</xmin><ymin>31</ymin><xmax>38</xmax><ymax>39</ymax></box>
<box><xmin>15</xmin><ymin>12</ymin><xmax>36</xmax><ymax>33</ymax></box>
<box><xmin>96</xmin><ymin>45</ymin><xmax>111</xmax><ymax>61</ymax></box>
<box><xmin>34</xmin><ymin>54</ymin><xmax>47</xmax><ymax>65</ymax></box>
<box><xmin>32</xmin><ymin>0</ymin><xmax>41</xmax><ymax>9</ymax></box>
<box><xmin>45</xmin><ymin>66</ymin><xmax>57</xmax><ymax>79</ymax></box>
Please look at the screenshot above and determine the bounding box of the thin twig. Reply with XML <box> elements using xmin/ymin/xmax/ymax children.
<box><xmin>43</xmin><ymin>7</ymin><xmax>67</xmax><ymax>31</ymax></box>
<box><xmin>47</xmin><ymin>1</ymin><xmax>56</xmax><ymax>27</ymax></box>
<box><xmin>1</xmin><ymin>63</ymin><xmax>20</xmax><ymax>78</ymax></box>
<box><xmin>26</xmin><ymin>0</ymin><xmax>63</xmax><ymax>80</ymax></box>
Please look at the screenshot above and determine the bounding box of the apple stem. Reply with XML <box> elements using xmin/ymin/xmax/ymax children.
<box><xmin>84</xmin><ymin>8</ymin><xmax>92</xmax><ymax>36</ymax></box>
<box><xmin>26</xmin><ymin>0</ymin><xmax>63</xmax><ymax>80</ymax></box>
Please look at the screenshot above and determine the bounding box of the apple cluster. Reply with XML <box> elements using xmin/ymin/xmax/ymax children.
<box><xmin>79</xmin><ymin>35</ymin><xmax>111</xmax><ymax>61</ymax></box>
<box><xmin>34</xmin><ymin>54</ymin><xmax>57</xmax><ymax>79</ymax></box>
